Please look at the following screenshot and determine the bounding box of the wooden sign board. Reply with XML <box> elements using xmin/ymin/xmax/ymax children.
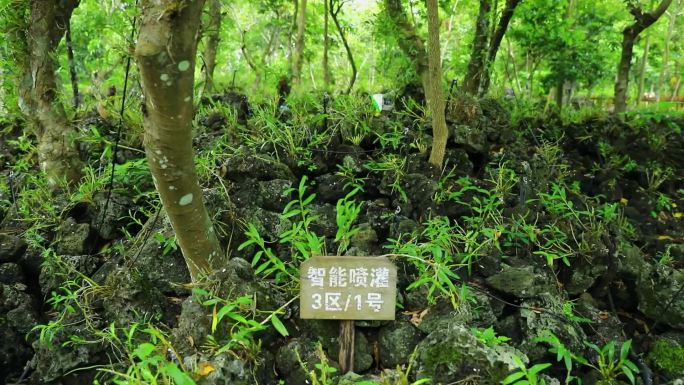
<box><xmin>300</xmin><ymin>256</ymin><xmax>397</xmax><ymax>320</ymax></box>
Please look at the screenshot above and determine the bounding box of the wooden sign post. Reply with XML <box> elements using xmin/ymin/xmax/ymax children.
<box><xmin>300</xmin><ymin>256</ymin><xmax>397</xmax><ymax>373</ymax></box>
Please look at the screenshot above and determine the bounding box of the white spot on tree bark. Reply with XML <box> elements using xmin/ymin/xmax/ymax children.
<box><xmin>178</xmin><ymin>60</ymin><xmax>190</xmax><ymax>71</ymax></box>
<box><xmin>179</xmin><ymin>193</ymin><xmax>193</xmax><ymax>206</ymax></box>
<box><xmin>160</xmin><ymin>73</ymin><xmax>170</xmax><ymax>81</ymax></box>
<box><xmin>184</xmin><ymin>96</ymin><xmax>191</xmax><ymax>102</ymax></box>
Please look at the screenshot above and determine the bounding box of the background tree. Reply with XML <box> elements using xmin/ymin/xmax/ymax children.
<box><xmin>11</xmin><ymin>0</ymin><xmax>83</xmax><ymax>186</ymax></box>
<box><xmin>614</xmin><ymin>0</ymin><xmax>673</xmax><ymax>113</ymax></box>
<box><xmin>135</xmin><ymin>0</ymin><xmax>225</xmax><ymax>280</ymax></box>
<box><xmin>463</xmin><ymin>0</ymin><xmax>521</xmax><ymax>96</ymax></box>
<box><xmin>329</xmin><ymin>0</ymin><xmax>357</xmax><ymax>94</ymax></box>
<box><xmin>292</xmin><ymin>0</ymin><xmax>308</xmax><ymax>84</ymax></box>
<box><xmin>201</xmin><ymin>0</ymin><xmax>222</xmax><ymax>94</ymax></box>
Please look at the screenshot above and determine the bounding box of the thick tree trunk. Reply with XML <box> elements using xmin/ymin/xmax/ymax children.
<box><xmin>323</xmin><ymin>0</ymin><xmax>331</xmax><ymax>90</ymax></box>
<box><xmin>480</xmin><ymin>0</ymin><xmax>521</xmax><ymax>95</ymax></box>
<box><xmin>202</xmin><ymin>0</ymin><xmax>222</xmax><ymax>94</ymax></box>
<box><xmin>426</xmin><ymin>0</ymin><xmax>448</xmax><ymax>168</ymax></box>
<box><xmin>614</xmin><ymin>0</ymin><xmax>673</xmax><ymax>113</ymax></box>
<box><xmin>330</xmin><ymin>0</ymin><xmax>356</xmax><ymax>94</ymax></box>
<box><xmin>464</xmin><ymin>0</ymin><xmax>491</xmax><ymax>95</ymax></box>
<box><xmin>136</xmin><ymin>0</ymin><xmax>225</xmax><ymax>281</ymax></box>
<box><xmin>18</xmin><ymin>0</ymin><xmax>83</xmax><ymax>186</ymax></box>
<box><xmin>636</xmin><ymin>35</ymin><xmax>650</xmax><ymax>106</ymax></box>
<box><xmin>292</xmin><ymin>0</ymin><xmax>307</xmax><ymax>84</ymax></box>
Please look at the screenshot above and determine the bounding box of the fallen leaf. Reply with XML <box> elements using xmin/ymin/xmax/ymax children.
<box><xmin>197</xmin><ymin>362</ymin><xmax>216</xmax><ymax>377</ymax></box>
<box><xmin>620</xmin><ymin>198</ymin><xmax>628</xmax><ymax>205</ymax></box>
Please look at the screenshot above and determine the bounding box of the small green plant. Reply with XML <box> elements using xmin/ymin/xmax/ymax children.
<box><xmin>534</xmin><ymin>331</ymin><xmax>583</xmax><ymax>384</ymax></box>
<box><xmin>335</xmin><ymin>188</ymin><xmax>364</xmax><ymax>254</ymax></box>
<box><xmin>583</xmin><ymin>340</ymin><xmax>639</xmax><ymax>385</ymax></box>
<box><xmin>97</xmin><ymin>323</ymin><xmax>196</xmax><ymax>385</ymax></box>
<box><xmin>296</xmin><ymin>343</ymin><xmax>337</xmax><ymax>385</ymax></box>
<box><xmin>502</xmin><ymin>355</ymin><xmax>551</xmax><ymax>385</ymax></box>
<box><xmin>154</xmin><ymin>232</ymin><xmax>178</xmax><ymax>256</ymax></box>
<box><xmin>472</xmin><ymin>326</ymin><xmax>511</xmax><ymax>347</ymax></box>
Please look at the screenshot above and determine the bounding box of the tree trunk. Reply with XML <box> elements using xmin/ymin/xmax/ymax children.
<box><xmin>201</xmin><ymin>0</ymin><xmax>222</xmax><ymax>94</ymax></box>
<box><xmin>426</xmin><ymin>0</ymin><xmax>448</xmax><ymax>168</ymax></box>
<box><xmin>330</xmin><ymin>0</ymin><xmax>356</xmax><ymax>94</ymax></box>
<box><xmin>384</xmin><ymin>0</ymin><xmax>428</xmax><ymax>87</ymax></box>
<box><xmin>614</xmin><ymin>0</ymin><xmax>673</xmax><ymax>113</ymax></box>
<box><xmin>464</xmin><ymin>0</ymin><xmax>491</xmax><ymax>95</ymax></box>
<box><xmin>18</xmin><ymin>0</ymin><xmax>83</xmax><ymax>186</ymax></box>
<box><xmin>636</xmin><ymin>35</ymin><xmax>651</xmax><ymax>106</ymax></box>
<box><xmin>480</xmin><ymin>0</ymin><xmax>521</xmax><ymax>95</ymax></box>
<box><xmin>65</xmin><ymin>19</ymin><xmax>79</xmax><ymax>109</ymax></box>
<box><xmin>292</xmin><ymin>0</ymin><xmax>307</xmax><ymax>84</ymax></box>
<box><xmin>323</xmin><ymin>0</ymin><xmax>331</xmax><ymax>90</ymax></box>
<box><xmin>656</xmin><ymin>5</ymin><xmax>677</xmax><ymax>101</ymax></box>
<box><xmin>135</xmin><ymin>0</ymin><xmax>225</xmax><ymax>281</ymax></box>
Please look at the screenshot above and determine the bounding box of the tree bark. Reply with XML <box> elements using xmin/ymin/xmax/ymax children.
<box><xmin>17</xmin><ymin>0</ymin><xmax>83</xmax><ymax>186</ymax></box>
<box><xmin>330</xmin><ymin>0</ymin><xmax>356</xmax><ymax>94</ymax></box>
<box><xmin>656</xmin><ymin>4</ymin><xmax>677</xmax><ymax>101</ymax></box>
<box><xmin>135</xmin><ymin>0</ymin><xmax>225</xmax><ymax>281</ymax></box>
<box><xmin>614</xmin><ymin>0</ymin><xmax>673</xmax><ymax>113</ymax></box>
<box><xmin>480</xmin><ymin>0</ymin><xmax>521</xmax><ymax>95</ymax></box>
<box><xmin>384</xmin><ymin>0</ymin><xmax>428</xmax><ymax>87</ymax></box>
<box><xmin>292</xmin><ymin>0</ymin><xmax>307</xmax><ymax>84</ymax></box>
<box><xmin>65</xmin><ymin>18</ymin><xmax>79</xmax><ymax>109</ymax></box>
<box><xmin>201</xmin><ymin>0</ymin><xmax>222</xmax><ymax>94</ymax></box>
<box><xmin>323</xmin><ymin>0</ymin><xmax>331</xmax><ymax>90</ymax></box>
<box><xmin>426</xmin><ymin>0</ymin><xmax>448</xmax><ymax>168</ymax></box>
<box><xmin>636</xmin><ymin>35</ymin><xmax>650</xmax><ymax>106</ymax></box>
<box><xmin>464</xmin><ymin>0</ymin><xmax>491</xmax><ymax>95</ymax></box>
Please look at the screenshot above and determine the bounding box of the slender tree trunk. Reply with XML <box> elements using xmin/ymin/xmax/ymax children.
<box><xmin>480</xmin><ymin>0</ymin><xmax>520</xmax><ymax>95</ymax></box>
<box><xmin>464</xmin><ymin>0</ymin><xmax>491</xmax><ymax>95</ymax></box>
<box><xmin>507</xmin><ymin>39</ymin><xmax>521</xmax><ymax>95</ymax></box>
<box><xmin>202</xmin><ymin>0</ymin><xmax>222</xmax><ymax>94</ymax></box>
<box><xmin>330</xmin><ymin>0</ymin><xmax>356</xmax><ymax>94</ymax></box>
<box><xmin>136</xmin><ymin>0</ymin><xmax>225</xmax><ymax>281</ymax></box>
<box><xmin>288</xmin><ymin>0</ymin><xmax>298</xmax><ymax>70</ymax></box>
<box><xmin>292</xmin><ymin>0</ymin><xmax>307</xmax><ymax>84</ymax></box>
<box><xmin>17</xmin><ymin>0</ymin><xmax>83</xmax><ymax>186</ymax></box>
<box><xmin>636</xmin><ymin>35</ymin><xmax>651</xmax><ymax>106</ymax></box>
<box><xmin>656</xmin><ymin>6</ymin><xmax>677</xmax><ymax>101</ymax></box>
<box><xmin>323</xmin><ymin>0</ymin><xmax>331</xmax><ymax>90</ymax></box>
<box><xmin>65</xmin><ymin>19</ymin><xmax>79</xmax><ymax>109</ymax></box>
<box><xmin>440</xmin><ymin>0</ymin><xmax>459</xmax><ymax>63</ymax></box>
<box><xmin>671</xmin><ymin>62</ymin><xmax>681</xmax><ymax>98</ymax></box>
<box><xmin>614</xmin><ymin>0</ymin><xmax>673</xmax><ymax>113</ymax></box>
<box><xmin>426</xmin><ymin>0</ymin><xmax>448</xmax><ymax>168</ymax></box>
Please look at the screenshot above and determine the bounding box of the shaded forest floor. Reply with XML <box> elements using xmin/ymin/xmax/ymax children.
<box><xmin>1</xmin><ymin>92</ymin><xmax>684</xmax><ymax>385</ymax></box>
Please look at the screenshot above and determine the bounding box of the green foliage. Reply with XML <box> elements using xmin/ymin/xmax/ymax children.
<box><xmin>472</xmin><ymin>326</ymin><xmax>511</xmax><ymax>348</ymax></box>
<box><xmin>296</xmin><ymin>343</ymin><xmax>337</xmax><ymax>385</ymax></box>
<box><xmin>335</xmin><ymin>187</ymin><xmax>364</xmax><ymax>254</ymax></box>
<box><xmin>97</xmin><ymin>323</ymin><xmax>196</xmax><ymax>385</ymax></box>
<box><xmin>583</xmin><ymin>340</ymin><xmax>639</xmax><ymax>385</ymax></box>
<box><xmin>648</xmin><ymin>338</ymin><xmax>684</xmax><ymax>375</ymax></box>
<box><xmin>502</xmin><ymin>355</ymin><xmax>551</xmax><ymax>385</ymax></box>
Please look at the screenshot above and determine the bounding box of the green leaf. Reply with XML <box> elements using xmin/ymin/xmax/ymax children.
<box><xmin>502</xmin><ymin>371</ymin><xmax>526</xmax><ymax>385</ymax></box>
<box><xmin>528</xmin><ymin>363</ymin><xmax>551</xmax><ymax>375</ymax></box>
<box><xmin>271</xmin><ymin>314</ymin><xmax>289</xmax><ymax>337</ymax></box>
<box><xmin>161</xmin><ymin>363</ymin><xmax>196</xmax><ymax>385</ymax></box>
<box><xmin>132</xmin><ymin>343</ymin><xmax>156</xmax><ymax>359</ymax></box>
<box><xmin>620</xmin><ymin>339</ymin><xmax>632</xmax><ymax>361</ymax></box>
<box><xmin>621</xmin><ymin>366</ymin><xmax>636</xmax><ymax>385</ymax></box>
